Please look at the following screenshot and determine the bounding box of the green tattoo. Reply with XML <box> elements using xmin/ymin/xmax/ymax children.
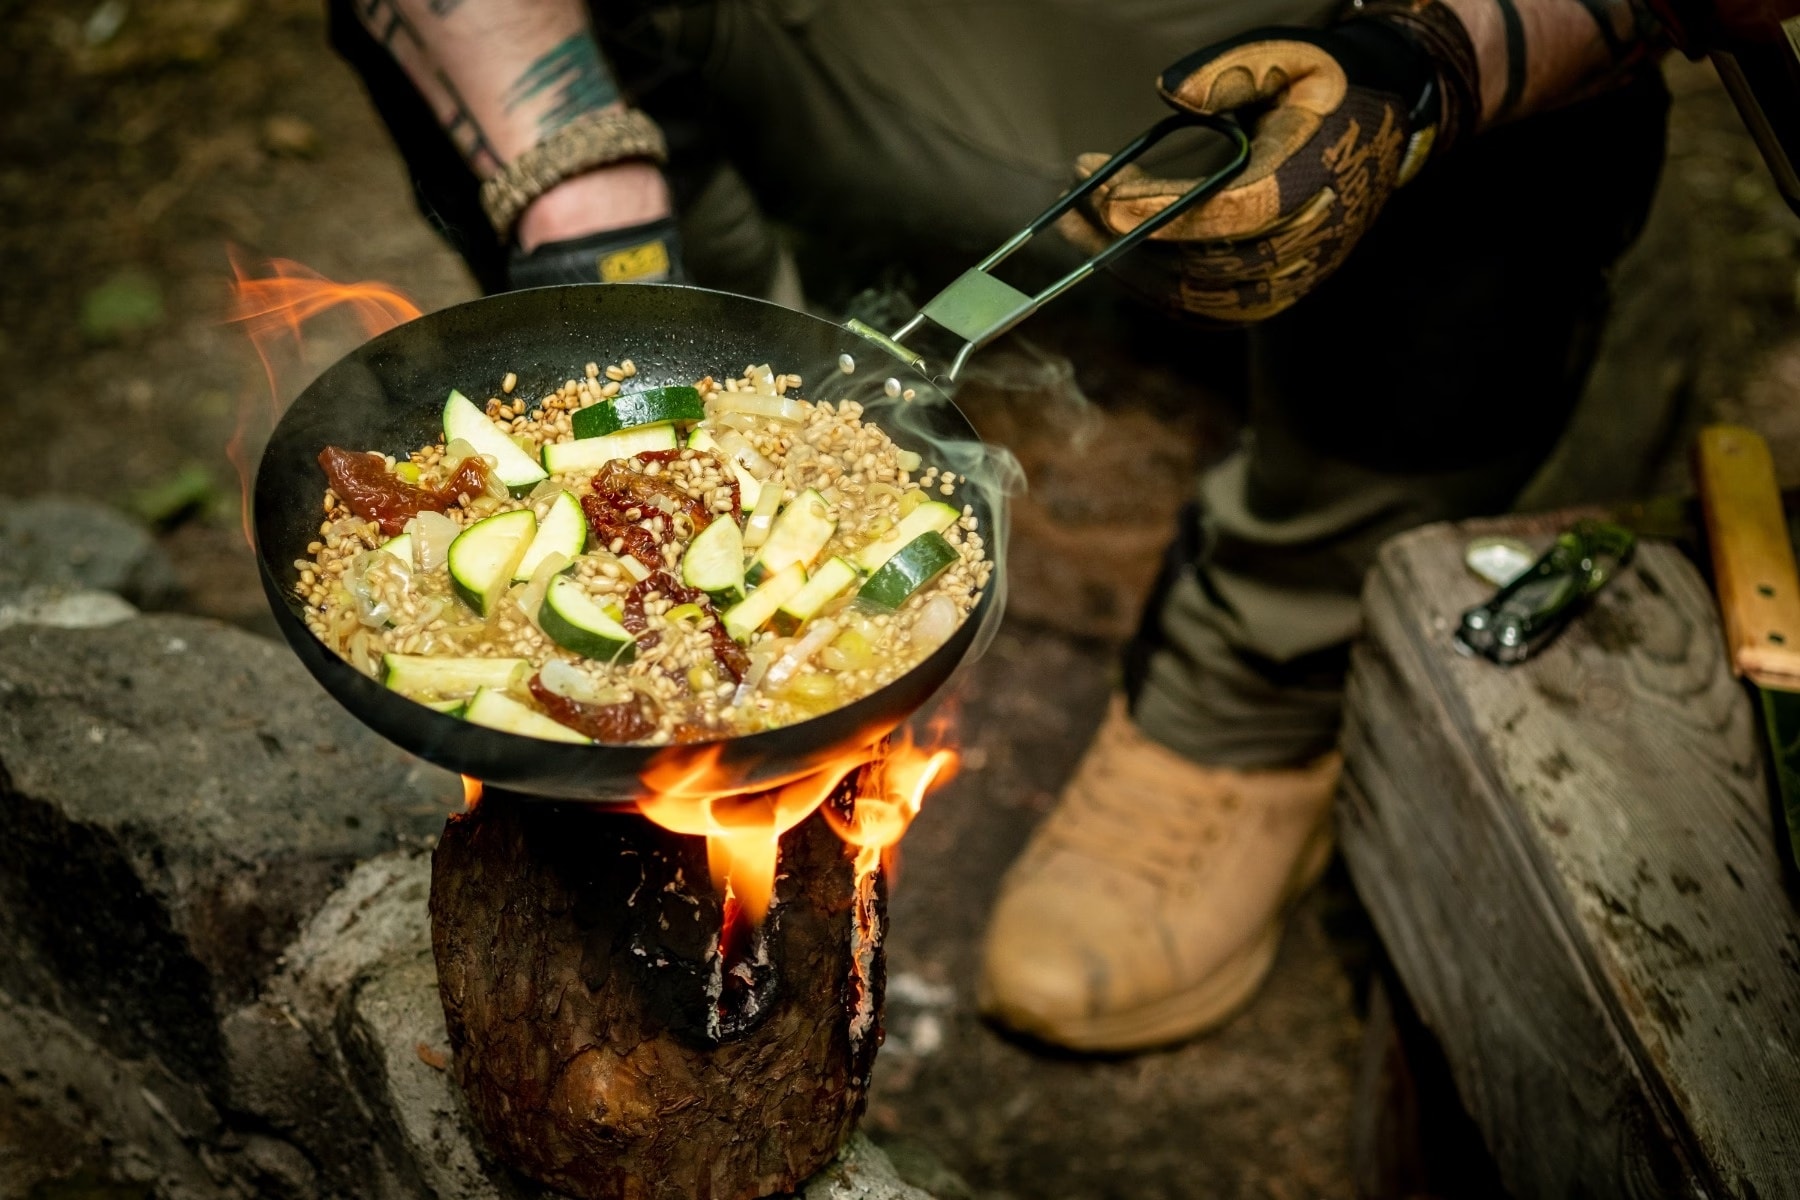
<box><xmin>504</xmin><ymin>34</ymin><xmax>620</xmax><ymax>138</ymax></box>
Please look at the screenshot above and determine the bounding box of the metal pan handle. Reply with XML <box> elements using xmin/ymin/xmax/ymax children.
<box><xmin>848</xmin><ymin>111</ymin><xmax>1250</xmax><ymax>381</ymax></box>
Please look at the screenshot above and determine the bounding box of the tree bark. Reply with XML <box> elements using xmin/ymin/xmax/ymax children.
<box><xmin>430</xmin><ymin>792</ymin><xmax>885</xmax><ymax>1200</ymax></box>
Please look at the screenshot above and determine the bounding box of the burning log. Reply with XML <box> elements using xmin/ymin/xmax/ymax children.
<box><xmin>429</xmin><ymin>787</ymin><xmax>885</xmax><ymax>1200</ymax></box>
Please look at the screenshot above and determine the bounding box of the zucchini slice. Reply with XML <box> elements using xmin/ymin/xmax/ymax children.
<box><xmin>853</xmin><ymin>500</ymin><xmax>960</xmax><ymax>573</ymax></box>
<box><xmin>721</xmin><ymin>563</ymin><xmax>808</xmax><ymax>643</ymax></box>
<box><xmin>681</xmin><ymin>514</ymin><xmax>746</xmax><ymax>604</ymax></box>
<box><xmin>572</xmin><ymin>385</ymin><xmax>705</xmax><ymax>439</ymax></box>
<box><xmin>773</xmin><ymin>557</ymin><xmax>859</xmax><ymax>635</ymax></box>
<box><xmin>463</xmin><ymin>688</ymin><xmax>591</xmax><ymax>743</ymax></box>
<box><xmin>857</xmin><ymin>530</ymin><xmax>960</xmax><ymax>610</ymax></box>
<box><xmin>378</xmin><ymin>532</ymin><xmax>413</xmax><ymax>566</ymax></box>
<box><xmin>382</xmin><ymin>653</ymin><xmax>528</xmax><ymax>700</ymax></box>
<box><xmin>512</xmin><ymin>490</ymin><xmax>586</xmax><ymax>582</ymax></box>
<box><xmin>443</xmin><ymin>389</ymin><xmax>548</xmax><ymax>490</ymax></box>
<box><xmin>422</xmin><ymin>698</ymin><xmax>466</xmax><ymax>717</ymax></box>
<box><xmin>748</xmin><ymin>489</ymin><xmax>835</xmax><ymax>584</ymax></box>
<box><xmin>538</xmin><ymin>576</ymin><xmax>637</xmax><ymax>662</ymax></box>
<box><xmin>541</xmin><ymin>424</ymin><xmax>678</xmax><ymax>475</ymax></box>
<box><xmin>448</xmin><ymin>508</ymin><xmax>537</xmax><ymax>617</ymax></box>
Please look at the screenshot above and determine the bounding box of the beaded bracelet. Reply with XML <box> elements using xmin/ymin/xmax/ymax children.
<box><xmin>479</xmin><ymin>108</ymin><xmax>669</xmax><ymax>238</ymax></box>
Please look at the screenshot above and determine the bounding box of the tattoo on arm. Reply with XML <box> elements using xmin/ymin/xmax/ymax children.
<box><xmin>358</xmin><ymin>0</ymin><xmax>420</xmax><ymax>52</ymax></box>
<box><xmin>427</xmin><ymin>0</ymin><xmax>466</xmax><ymax>14</ymax></box>
<box><xmin>503</xmin><ymin>34</ymin><xmax>621</xmax><ymax>139</ymax></box>
<box><xmin>437</xmin><ymin>71</ymin><xmax>502</xmax><ymax>175</ymax></box>
<box><xmin>1492</xmin><ymin>0</ymin><xmax>1529</xmax><ymax>118</ymax></box>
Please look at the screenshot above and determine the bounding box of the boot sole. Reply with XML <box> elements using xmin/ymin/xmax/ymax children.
<box><xmin>987</xmin><ymin>822</ymin><xmax>1336</xmax><ymax>1054</ymax></box>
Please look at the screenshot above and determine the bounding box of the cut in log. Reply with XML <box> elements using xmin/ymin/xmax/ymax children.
<box><xmin>430</xmin><ymin>793</ymin><xmax>885</xmax><ymax>1200</ymax></box>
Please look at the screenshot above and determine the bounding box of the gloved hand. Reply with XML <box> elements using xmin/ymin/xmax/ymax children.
<box><xmin>1061</xmin><ymin>6</ymin><xmax>1477</xmax><ymax>323</ymax></box>
<box><xmin>507</xmin><ymin>214</ymin><xmax>687</xmax><ymax>290</ymax></box>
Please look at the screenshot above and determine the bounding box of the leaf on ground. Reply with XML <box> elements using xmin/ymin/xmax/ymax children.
<box><xmin>80</xmin><ymin>269</ymin><xmax>165</xmax><ymax>341</ymax></box>
<box><xmin>130</xmin><ymin>464</ymin><xmax>221</xmax><ymax>527</ymax></box>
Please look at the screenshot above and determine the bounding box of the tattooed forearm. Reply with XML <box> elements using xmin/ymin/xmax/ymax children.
<box><xmin>358</xmin><ymin>0</ymin><xmax>420</xmax><ymax>52</ymax></box>
<box><xmin>503</xmin><ymin>35</ymin><xmax>621</xmax><ymax>139</ymax></box>
<box><xmin>436</xmin><ymin>70</ymin><xmax>502</xmax><ymax>174</ymax></box>
<box><xmin>1442</xmin><ymin>0</ymin><xmax>1665</xmax><ymax>125</ymax></box>
<box><xmin>353</xmin><ymin>0</ymin><xmax>622</xmax><ymax>177</ymax></box>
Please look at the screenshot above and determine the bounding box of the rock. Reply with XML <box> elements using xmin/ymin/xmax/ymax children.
<box><xmin>342</xmin><ymin>951</ymin><xmax>527</xmax><ymax>1200</ymax></box>
<box><xmin>0</xmin><ymin>586</ymin><xmax>137</xmax><ymax>632</ymax></box>
<box><xmin>795</xmin><ymin>1134</ymin><xmax>936</xmax><ymax>1200</ymax></box>
<box><xmin>261</xmin><ymin>114</ymin><xmax>322</xmax><ymax>159</ymax></box>
<box><xmin>0</xmin><ymin>989</ymin><xmax>235</xmax><ymax>1200</ymax></box>
<box><xmin>0</xmin><ymin>493</ymin><xmax>179</xmax><ymax>608</ymax></box>
<box><xmin>0</xmin><ymin>614</ymin><xmax>460</xmax><ymax>1090</ymax></box>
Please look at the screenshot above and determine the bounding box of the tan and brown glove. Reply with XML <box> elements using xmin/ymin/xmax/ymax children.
<box><xmin>1062</xmin><ymin>5</ymin><xmax>1479</xmax><ymax>323</ymax></box>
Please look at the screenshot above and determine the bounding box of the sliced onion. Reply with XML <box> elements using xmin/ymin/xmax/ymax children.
<box><xmin>742</xmin><ymin>477</ymin><xmax>782</xmax><ymax>550</ymax></box>
<box><xmin>715</xmin><ymin>390</ymin><xmax>805</xmax><ymax>424</ymax></box>
<box><xmin>410</xmin><ymin>511</ymin><xmax>459</xmax><ymax>571</ymax></box>
<box><xmin>912</xmin><ymin>594</ymin><xmax>960</xmax><ymax>655</ymax></box>
<box><xmin>896</xmin><ymin>450</ymin><xmax>923</xmax><ymax>473</ymax></box>
<box><xmin>714</xmin><ymin>411</ymin><xmax>757</xmax><ymax>434</ymax></box>
<box><xmin>442</xmin><ymin>438</ymin><xmax>481</xmax><ymax>472</ymax></box>
<box><xmin>538</xmin><ymin>658</ymin><xmax>632</xmax><ymax>706</ymax></box>
<box><xmin>715</xmin><ymin>429</ymin><xmax>776</xmax><ymax>480</ymax></box>
<box><xmin>761</xmin><ymin>620</ymin><xmax>839</xmax><ymax>694</ymax></box>
<box><xmin>731</xmin><ymin>647</ymin><xmax>775</xmax><ymax>706</ymax></box>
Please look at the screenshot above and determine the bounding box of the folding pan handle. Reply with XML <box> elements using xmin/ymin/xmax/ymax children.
<box><xmin>848</xmin><ymin>111</ymin><xmax>1251</xmax><ymax>381</ymax></box>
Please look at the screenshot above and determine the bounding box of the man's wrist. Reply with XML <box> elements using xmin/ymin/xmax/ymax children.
<box><xmin>516</xmin><ymin>162</ymin><xmax>674</xmax><ymax>252</ymax></box>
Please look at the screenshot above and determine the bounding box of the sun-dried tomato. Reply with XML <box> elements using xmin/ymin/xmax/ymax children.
<box><xmin>527</xmin><ymin>674</ymin><xmax>657</xmax><ymax>743</ymax></box>
<box><xmin>317</xmin><ymin>446</ymin><xmax>493</xmax><ymax>536</ymax></box>
<box><xmin>581</xmin><ymin>493</ymin><xmax>663</xmax><ymax>565</ymax></box>
<box><xmin>621</xmin><ymin>572</ymin><xmax>748</xmax><ymax>682</ymax></box>
<box><xmin>592</xmin><ymin>459</ymin><xmax>713</xmax><ymax>534</ymax></box>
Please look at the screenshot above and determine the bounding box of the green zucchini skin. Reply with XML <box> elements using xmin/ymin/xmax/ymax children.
<box><xmin>748</xmin><ymin>489</ymin><xmax>835</xmax><ymax>584</ymax></box>
<box><xmin>541</xmin><ymin>424</ymin><xmax>678</xmax><ymax>475</ymax></box>
<box><xmin>448</xmin><ymin>509</ymin><xmax>537</xmax><ymax>617</ymax></box>
<box><xmin>681</xmin><ymin>513</ymin><xmax>746</xmax><ymax>605</ymax></box>
<box><xmin>442</xmin><ymin>389</ymin><xmax>547</xmax><ymax>490</ymax></box>
<box><xmin>512</xmin><ymin>490</ymin><xmax>586</xmax><ymax>582</ymax></box>
<box><xmin>772</xmin><ymin>557</ymin><xmax>858</xmax><ymax>635</ymax></box>
<box><xmin>537</xmin><ymin>577</ymin><xmax>637</xmax><ymax>662</ymax></box>
<box><xmin>857</xmin><ymin>531</ymin><xmax>959</xmax><ymax>610</ymax></box>
<box><xmin>853</xmin><ymin>500</ymin><xmax>959</xmax><ymax>573</ymax></box>
<box><xmin>571</xmin><ymin>386</ymin><xmax>705</xmax><ymax>439</ymax></box>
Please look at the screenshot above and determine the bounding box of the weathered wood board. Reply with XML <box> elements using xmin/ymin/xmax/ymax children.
<box><xmin>1340</xmin><ymin>519</ymin><xmax>1800</xmax><ymax>1199</ymax></box>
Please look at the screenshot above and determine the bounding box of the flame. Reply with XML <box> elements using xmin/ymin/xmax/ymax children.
<box><xmin>223</xmin><ymin>250</ymin><xmax>421</xmax><ymax>547</ymax></box>
<box><xmin>636</xmin><ymin>714</ymin><xmax>961</xmax><ymax>928</ymax></box>
<box><xmin>461</xmin><ymin>775</ymin><xmax>483</xmax><ymax>809</ymax></box>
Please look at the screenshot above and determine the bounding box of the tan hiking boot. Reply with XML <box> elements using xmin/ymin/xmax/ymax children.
<box><xmin>978</xmin><ymin>696</ymin><xmax>1340</xmax><ymax>1052</ymax></box>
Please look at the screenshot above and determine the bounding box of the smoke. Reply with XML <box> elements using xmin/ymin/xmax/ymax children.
<box><xmin>801</xmin><ymin>338</ymin><xmax>1026</xmax><ymax>679</ymax></box>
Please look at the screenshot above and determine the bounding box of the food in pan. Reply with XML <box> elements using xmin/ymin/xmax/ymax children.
<box><xmin>295</xmin><ymin>361</ymin><xmax>991</xmax><ymax>745</ymax></box>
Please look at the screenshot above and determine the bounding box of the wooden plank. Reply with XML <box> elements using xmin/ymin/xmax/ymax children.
<box><xmin>1340</xmin><ymin>520</ymin><xmax>1800</xmax><ymax>1199</ymax></box>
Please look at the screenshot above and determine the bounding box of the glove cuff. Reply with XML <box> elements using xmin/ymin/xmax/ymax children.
<box><xmin>506</xmin><ymin>215</ymin><xmax>686</xmax><ymax>290</ymax></box>
<box><xmin>1351</xmin><ymin>0</ymin><xmax>1481</xmax><ymax>161</ymax></box>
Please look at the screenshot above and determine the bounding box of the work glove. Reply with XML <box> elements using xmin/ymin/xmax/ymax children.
<box><xmin>507</xmin><ymin>214</ymin><xmax>687</xmax><ymax>290</ymax></box>
<box><xmin>1061</xmin><ymin>5</ymin><xmax>1478</xmax><ymax>323</ymax></box>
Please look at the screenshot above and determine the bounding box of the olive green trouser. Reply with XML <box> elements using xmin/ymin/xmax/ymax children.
<box><xmin>334</xmin><ymin>0</ymin><xmax>1670</xmax><ymax>769</ymax></box>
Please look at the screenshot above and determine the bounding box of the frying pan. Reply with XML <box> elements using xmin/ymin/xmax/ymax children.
<box><xmin>254</xmin><ymin>112</ymin><xmax>1249</xmax><ymax>802</ymax></box>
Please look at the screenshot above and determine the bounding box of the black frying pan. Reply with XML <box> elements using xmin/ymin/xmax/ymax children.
<box><xmin>253</xmin><ymin>113</ymin><xmax>1248</xmax><ymax>802</ymax></box>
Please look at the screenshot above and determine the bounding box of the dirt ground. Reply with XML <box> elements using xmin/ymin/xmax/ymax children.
<box><xmin>4</xmin><ymin>1</ymin><xmax>1800</xmax><ymax>1198</ymax></box>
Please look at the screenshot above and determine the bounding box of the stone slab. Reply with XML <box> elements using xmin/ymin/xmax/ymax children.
<box><xmin>0</xmin><ymin>493</ymin><xmax>179</xmax><ymax>608</ymax></box>
<box><xmin>0</xmin><ymin>613</ymin><xmax>460</xmax><ymax>1087</ymax></box>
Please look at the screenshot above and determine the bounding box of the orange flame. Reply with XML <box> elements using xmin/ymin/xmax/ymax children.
<box><xmin>636</xmin><ymin>715</ymin><xmax>961</xmax><ymax>928</ymax></box>
<box><xmin>223</xmin><ymin>250</ymin><xmax>422</xmax><ymax>548</ymax></box>
<box><xmin>461</xmin><ymin>775</ymin><xmax>483</xmax><ymax>809</ymax></box>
